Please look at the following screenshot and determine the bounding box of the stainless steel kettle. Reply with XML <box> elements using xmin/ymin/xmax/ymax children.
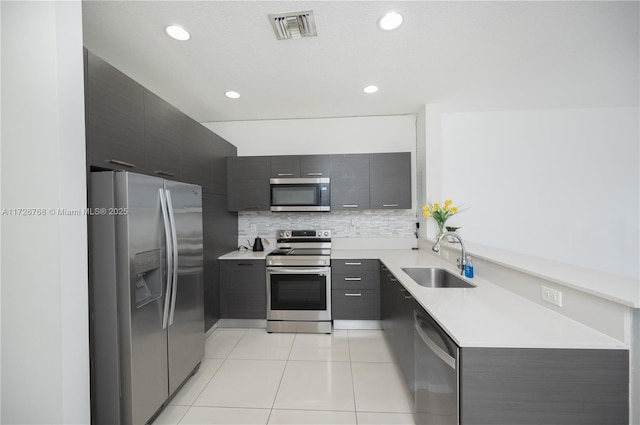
<box><xmin>252</xmin><ymin>237</ymin><xmax>264</xmax><ymax>252</ymax></box>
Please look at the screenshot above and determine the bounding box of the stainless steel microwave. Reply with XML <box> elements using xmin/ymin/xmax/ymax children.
<box><xmin>270</xmin><ymin>178</ymin><xmax>330</xmax><ymax>212</ymax></box>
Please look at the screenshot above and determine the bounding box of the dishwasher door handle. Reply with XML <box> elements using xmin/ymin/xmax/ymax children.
<box><xmin>415</xmin><ymin>318</ymin><xmax>456</xmax><ymax>369</ymax></box>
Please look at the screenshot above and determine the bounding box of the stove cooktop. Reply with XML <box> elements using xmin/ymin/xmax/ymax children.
<box><xmin>268</xmin><ymin>248</ymin><xmax>330</xmax><ymax>256</ymax></box>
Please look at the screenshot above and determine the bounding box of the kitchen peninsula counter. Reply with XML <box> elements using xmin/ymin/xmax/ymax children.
<box><xmin>332</xmin><ymin>248</ymin><xmax>628</xmax><ymax>350</ymax></box>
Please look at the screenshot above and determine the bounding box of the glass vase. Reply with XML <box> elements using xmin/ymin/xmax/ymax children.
<box><xmin>437</xmin><ymin>221</ymin><xmax>446</xmax><ymax>238</ymax></box>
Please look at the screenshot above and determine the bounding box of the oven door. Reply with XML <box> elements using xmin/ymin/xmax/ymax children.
<box><xmin>266</xmin><ymin>266</ymin><xmax>331</xmax><ymax>321</ymax></box>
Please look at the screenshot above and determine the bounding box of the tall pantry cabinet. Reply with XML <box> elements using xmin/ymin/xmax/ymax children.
<box><xmin>84</xmin><ymin>49</ymin><xmax>237</xmax><ymax>332</ymax></box>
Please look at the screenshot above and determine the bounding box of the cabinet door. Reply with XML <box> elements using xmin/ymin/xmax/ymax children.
<box><xmin>370</xmin><ymin>152</ymin><xmax>411</xmax><ymax>209</ymax></box>
<box><xmin>330</xmin><ymin>154</ymin><xmax>370</xmax><ymax>210</ymax></box>
<box><xmin>300</xmin><ymin>155</ymin><xmax>332</xmax><ymax>177</ymax></box>
<box><xmin>210</xmin><ymin>133</ymin><xmax>237</xmax><ymax>196</ymax></box>
<box><xmin>220</xmin><ymin>260</ymin><xmax>266</xmax><ymax>319</ymax></box>
<box><xmin>85</xmin><ymin>50</ymin><xmax>145</xmax><ymax>171</ymax></box>
<box><xmin>227</xmin><ymin>157</ymin><xmax>270</xmax><ymax>211</ymax></box>
<box><xmin>271</xmin><ymin>156</ymin><xmax>300</xmax><ymax>178</ymax></box>
<box><xmin>380</xmin><ymin>263</ymin><xmax>394</xmax><ymax>331</ymax></box>
<box><xmin>203</xmin><ymin>193</ymin><xmax>238</xmax><ymax>331</ymax></box>
<box><xmin>143</xmin><ymin>90</ymin><xmax>182</xmax><ymax>179</ymax></box>
<box><xmin>181</xmin><ymin>115</ymin><xmax>214</xmax><ymax>191</ymax></box>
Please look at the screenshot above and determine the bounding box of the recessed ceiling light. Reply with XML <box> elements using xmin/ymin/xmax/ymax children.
<box><xmin>363</xmin><ymin>85</ymin><xmax>379</xmax><ymax>94</ymax></box>
<box><xmin>225</xmin><ymin>91</ymin><xmax>241</xmax><ymax>99</ymax></box>
<box><xmin>378</xmin><ymin>11</ymin><xmax>403</xmax><ymax>31</ymax></box>
<box><xmin>165</xmin><ymin>25</ymin><xmax>190</xmax><ymax>41</ymax></box>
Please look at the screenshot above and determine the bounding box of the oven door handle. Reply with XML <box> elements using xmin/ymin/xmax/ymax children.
<box><xmin>267</xmin><ymin>267</ymin><xmax>331</xmax><ymax>274</ymax></box>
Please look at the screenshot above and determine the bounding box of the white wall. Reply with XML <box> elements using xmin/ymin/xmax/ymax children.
<box><xmin>422</xmin><ymin>107</ymin><xmax>639</xmax><ymax>279</ymax></box>
<box><xmin>205</xmin><ymin>115</ymin><xmax>416</xmax><ymax>156</ymax></box>
<box><xmin>0</xmin><ymin>1</ymin><xmax>89</xmax><ymax>423</ymax></box>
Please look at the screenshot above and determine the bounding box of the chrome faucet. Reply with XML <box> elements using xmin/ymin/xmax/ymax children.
<box><xmin>432</xmin><ymin>231</ymin><xmax>467</xmax><ymax>275</ymax></box>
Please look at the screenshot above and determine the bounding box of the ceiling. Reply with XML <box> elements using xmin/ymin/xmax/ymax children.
<box><xmin>82</xmin><ymin>1</ymin><xmax>639</xmax><ymax>123</ymax></box>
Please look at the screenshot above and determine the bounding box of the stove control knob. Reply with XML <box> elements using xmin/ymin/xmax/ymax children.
<box><xmin>316</xmin><ymin>231</ymin><xmax>322</xmax><ymax>237</ymax></box>
<box><xmin>284</xmin><ymin>231</ymin><xmax>291</xmax><ymax>238</ymax></box>
<box><xmin>324</xmin><ymin>231</ymin><xmax>329</xmax><ymax>237</ymax></box>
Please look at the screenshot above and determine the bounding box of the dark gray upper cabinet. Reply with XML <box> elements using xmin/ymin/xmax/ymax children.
<box><xmin>270</xmin><ymin>156</ymin><xmax>300</xmax><ymax>178</ymax></box>
<box><xmin>330</xmin><ymin>154</ymin><xmax>370</xmax><ymax>210</ymax></box>
<box><xmin>369</xmin><ymin>152</ymin><xmax>411</xmax><ymax>209</ymax></box>
<box><xmin>144</xmin><ymin>90</ymin><xmax>182</xmax><ymax>180</ymax></box>
<box><xmin>210</xmin><ymin>133</ymin><xmax>237</xmax><ymax>196</ymax></box>
<box><xmin>227</xmin><ymin>156</ymin><xmax>271</xmax><ymax>211</ymax></box>
<box><xmin>180</xmin><ymin>116</ymin><xmax>237</xmax><ymax>194</ymax></box>
<box><xmin>84</xmin><ymin>50</ymin><xmax>145</xmax><ymax>171</ymax></box>
<box><xmin>180</xmin><ymin>115</ymin><xmax>214</xmax><ymax>191</ymax></box>
<box><xmin>300</xmin><ymin>155</ymin><xmax>332</xmax><ymax>177</ymax></box>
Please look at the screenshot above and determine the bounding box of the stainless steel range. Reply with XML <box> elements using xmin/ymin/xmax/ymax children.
<box><xmin>266</xmin><ymin>229</ymin><xmax>332</xmax><ymax>334</ymax></box>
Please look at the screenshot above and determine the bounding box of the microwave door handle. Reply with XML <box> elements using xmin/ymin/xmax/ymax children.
<box><xmin>165</xmin><ymin>189</ymin><xmax>179</xmax><ymax>327</ymax></box>
<box><xmin>159</xmin><ymin>189</ymin><xmax>172</xmax><ymax>330</ymax></box>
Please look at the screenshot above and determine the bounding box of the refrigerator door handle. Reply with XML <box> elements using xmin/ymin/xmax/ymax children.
<box><xmin>166</xmin><ymin>189</ymin><xmax>179</xmax><ymax>326</ymax></box>
<box><xmin>159</xmin><ymin>188</ymin><xmax>173</xmax><ymax>330</ymax></box>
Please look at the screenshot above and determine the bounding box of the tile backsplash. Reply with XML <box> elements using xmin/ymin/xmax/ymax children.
<box><xmin>238</xmin><ymin>209</ymin><xmax>417</xmax><ymax>245</ymax></box>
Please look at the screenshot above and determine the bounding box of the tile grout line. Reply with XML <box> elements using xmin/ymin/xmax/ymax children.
<box><xmin>179</xmin><ymin>328</ymin><xmax>249</xmax><ymax>422</ymax></box>
<box><xmin>347</xmin><ymin>328</ymin><xmax>361</xmax><ymax>425</ymax></box>
<box><xmin>266</xmin><ymin>331</ymin><xmax>298</xmax><ymax>424</ymax></box>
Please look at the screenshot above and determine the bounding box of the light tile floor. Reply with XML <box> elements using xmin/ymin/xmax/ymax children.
<box><xmin>153</xmin><ymin>328</ymin><xmax>416</xmax><ymax>425</ymax></box>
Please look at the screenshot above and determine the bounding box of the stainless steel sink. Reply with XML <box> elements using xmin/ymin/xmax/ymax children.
<box><xmin>401</xmin><ymin>267</ymin><xmax>476</xmax><ymax>288</ymax></box>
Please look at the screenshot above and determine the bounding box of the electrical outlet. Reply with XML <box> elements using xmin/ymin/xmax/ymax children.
<box><xmin>250</xmin><ymin>223</ymin><xmax>256</xmax><ymax>233</ymax></box>
<box><xmin>541</xmin><ymin>285</ymin><xmax>563</xmax><ymax>307</ymax></box>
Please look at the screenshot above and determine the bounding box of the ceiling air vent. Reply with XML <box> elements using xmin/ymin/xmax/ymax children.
<box><xmin>269</xmin><ymin>10</ymin><xmax>317</xmax><ymax>40</ymax></box>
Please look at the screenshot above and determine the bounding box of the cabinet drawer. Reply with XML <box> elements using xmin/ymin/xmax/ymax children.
<box><xmin>332</xmin><ymin>289</ymin><xmax>379</xmax><ymax>320</ymax></box>
<box><xmin>332</xmin><ymin>274</ymin><xmax>379</xmax><ymax>290</ymax></box>
<box><xmin>332</xmin><ymin>259</ymin><xmax>378</xmax><ymax>275</ymax></box>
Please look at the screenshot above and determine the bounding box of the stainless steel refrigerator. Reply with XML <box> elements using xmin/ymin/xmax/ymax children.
<box><xmin>89</xmin><ymin>171</ymin><xmax>204</xmax><ymax>425</ymax></box>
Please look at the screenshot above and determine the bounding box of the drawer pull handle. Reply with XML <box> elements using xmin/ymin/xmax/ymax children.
<box><xmin>277</xmin><ymin>173</ymin><xmax>294</xmax><ymax>176</ymax></box>
<box><xmin>389</xmin><ymin>277</ymin><xmax>398</xmax><ymax>282</ymax></box>
<box><xmin>342</xmin><ymin>204</ymin><xmax>358</xmax><ymax>208</ymax></box>
<box><xmin>344</xmin><ymin>262</ymin><xmax>362</xmax><ymax>266</ymax></box>
<box><xmin>344</xmin><ymin>277</ymin><xmax>362</xmax><ymax>281</ymax></box>
<box><xmin>244</xmin><ymin>206</ymin><xmax>260</xmax><ymax>210</ymax></box>
<box><xmin>237</xmin><ymin>263</ymin><xmax>254</xmax><ymax>266</ymax></box>
<box><xmin>307</xmin><ymin>172</ymin><xmax>323</xmax><ymax>176</ymax></box>
<box><xmin>345</xmin><ymin>293</ymin><xmax>362</xmax><ymax>297</ymax></box>
<box><xmin>382</xmin><ymin>204</ymin><xmax>399</xmax><ymax>207</ymax></box>
<box><xmin>108</xmin><ymin>159</ymin><xmax>135</xmax><ymax>168</ymax></box>
<box><xmin>155</xmin><ymin>170</ymin><xmax>176</xmax><ymax>177</ymax></box>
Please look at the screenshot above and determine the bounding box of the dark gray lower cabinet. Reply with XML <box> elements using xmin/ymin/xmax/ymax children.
<box><xmin>220</xmin><ymin>260</ymin><xmax>266</xmax><ymax>319</ymax></box>
<box><xmin>383</xmin><ymin>263</ymin><xmax>629</xmax><ymax>425</ymax></box>
<box><xmin>380</xmin><ymin>262</ymin><xmax>417</xmax><ymax>392</ymax></box>
<box><xmin>203</xmin><ymin>193</ymin><xmax>238</xmax><ymax>331</ymax></box>
<box><xmin>332</xmin><ymin>259</ymin><xmax>380</xmax><ymax>320</ymax></box>
<box><xmin>459</xmin><ymin>347</ymin><xmax>629</xmax><ymax>425</ymax></box>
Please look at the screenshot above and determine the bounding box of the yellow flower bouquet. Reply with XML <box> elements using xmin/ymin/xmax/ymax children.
<box><xmin>422</xmin><ymin>199</ymin><xmax>461</xmax><ymax>236</ymax></box>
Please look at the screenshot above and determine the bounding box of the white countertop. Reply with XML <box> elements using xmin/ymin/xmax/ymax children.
<box><xmin>456</xmin><ymin>240</ymin><xmax>640</xmax><ymax>308</ymax></box>
<box><xmin>333</xmin><ymin>249</ymin><xmax>628</xmax><ymax>350</ymax></box>
<box><xmin>219</xmin><ymin>249</ymin><xmax>272</xmax><ymax>260</ymax></box>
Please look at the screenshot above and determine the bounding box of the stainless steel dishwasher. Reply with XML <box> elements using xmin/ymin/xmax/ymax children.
<box><xmin>414</xmin><ymin>308</ymin><xmax>460</xmax><ymax>425</ymax></box>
